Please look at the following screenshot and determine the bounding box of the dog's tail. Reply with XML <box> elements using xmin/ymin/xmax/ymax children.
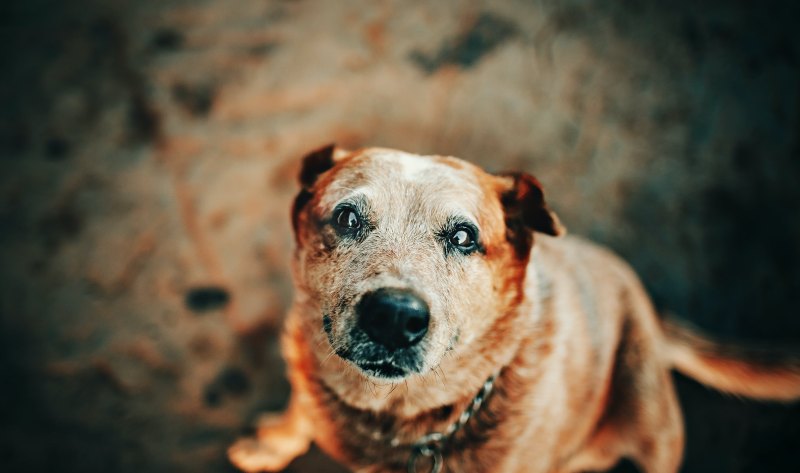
<box><xmin>661</xmin><ymin>317</ymin><xmax>800</xmax><ymax>402</ymax></box>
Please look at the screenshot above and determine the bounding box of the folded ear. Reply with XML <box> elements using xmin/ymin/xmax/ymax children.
<box><xmin>298</xmin><ymin>143</ymin><xmax>337</xmax><ymax>189</ymax></box>
<box><xmin>292</xmin><ymin>144</ymin><xmax>346</xmax><ymax>237</ymax></box>
<box><xmin>497</xmin><ymin>172</ymin><xmax>565</xmax><ymax>256</ymax></box>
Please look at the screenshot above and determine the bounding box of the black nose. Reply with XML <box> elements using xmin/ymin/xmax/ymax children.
<box><xmin>357</xmin><ymin>288</ymin><xmax>430</xmax><ymax>350</ymax></box>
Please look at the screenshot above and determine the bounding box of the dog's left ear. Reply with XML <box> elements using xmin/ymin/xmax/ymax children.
<box><xmin>498</xmin><ymin>172</ymin><xmax>564</xmax><ymax>236</ymax></box>
<box><xmin>497</xmin><ymin>172</ymin><xmax>565</xmax><ymax>255</ymax></box>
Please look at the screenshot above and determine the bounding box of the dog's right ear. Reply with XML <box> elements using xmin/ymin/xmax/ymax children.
<box><xmin>292</xmin><ymin>144</ymin><xmax>344</xmax><ymax>237</ymax></box>
<box><xmin>298</xmin><ymin>143</ymin><xmax>337</xmax><ymax>189</ymax></box>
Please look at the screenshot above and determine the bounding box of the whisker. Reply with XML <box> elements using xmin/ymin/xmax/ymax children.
<box><xmin>432</xmin><ymin>365</ymin><xmax>445</xmax><ymax>388</ymax></box>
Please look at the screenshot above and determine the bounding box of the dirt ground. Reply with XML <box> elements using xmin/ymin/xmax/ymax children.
<box><xmin>1</xmin><ymin>0</ymin><xmax>799</xmax><ymax>472</ymax></box>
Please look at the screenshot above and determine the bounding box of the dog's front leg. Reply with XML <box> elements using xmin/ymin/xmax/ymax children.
<box><xmin>228</xmin><ymin>393</ymin><xmax>313</xmax><ymax>472</ymax></box>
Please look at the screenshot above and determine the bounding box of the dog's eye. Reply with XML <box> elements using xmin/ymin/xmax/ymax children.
<box><xmin>449</xmin><ymin>228</ymin><xmax>475</xmax><ymax>249</ymax></box>
<box><xmin>334</xmin><ymin>207</ymin><xmax>361</xmax><ymax>230</ymax></box>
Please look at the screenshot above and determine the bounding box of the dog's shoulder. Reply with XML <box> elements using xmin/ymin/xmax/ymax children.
<box><xmin>533</xmin><ymin>234</ymin><xmax>638</xmax><ymax>284</ymax></box>
<box><xmin>530</xmin><ymin>234</ymin><xmax>650</xmax><ymax>344</ymax></box>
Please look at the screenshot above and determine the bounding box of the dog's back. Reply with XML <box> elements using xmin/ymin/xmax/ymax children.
<box><xmin>528</xmin><ymin>234</ymin><xmax>800</xmax><ymax>472</ymax></box>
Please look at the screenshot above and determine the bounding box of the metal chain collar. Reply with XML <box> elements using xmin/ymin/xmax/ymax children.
<box><xmin>405</xmin><ymin>374</ymin><xmax>497</xmax><ymax>473</ymax></box>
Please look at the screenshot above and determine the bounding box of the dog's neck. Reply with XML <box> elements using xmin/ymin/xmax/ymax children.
<box><xmin>308</xmin><ymin>357</ymin><xmax>510</xmax><ymax>471</ymax></box>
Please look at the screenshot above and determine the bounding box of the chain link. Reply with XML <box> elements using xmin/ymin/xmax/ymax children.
<box><xmin>406</xmin><ymin>374</ymin><xmax>496</xmax><ymax>473</ymax></box>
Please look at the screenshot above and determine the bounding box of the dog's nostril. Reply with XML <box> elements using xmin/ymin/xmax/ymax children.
<box><xmin>357</xmin><ymin>288</ymin><xmax>430</xmax><ymax>350</ymax></box>
<box><xmin>405</xmin><ymin>316</ymin><xmax>426</xmax><ymax>336</ymax></box>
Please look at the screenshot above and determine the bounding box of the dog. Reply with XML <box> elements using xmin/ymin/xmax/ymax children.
<box><xmin>228</xmin><ymin>145</ymin><xmax>800</xmax><ymax>473</ymax></box>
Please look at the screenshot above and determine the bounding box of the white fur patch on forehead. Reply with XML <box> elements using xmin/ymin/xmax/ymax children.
<box><xmin>361</xmin><ymin>148</ymin><xmax>484</xmax><ymax>210</ymax></box>
<box><xmin>316</xmin><ymin>148</ymin><xmax>485</xmax><ymax>221</ymax></box>
<box><xmin>367</xmin><ymin>149</ymin><xmax>441</xmax><ymax>180</ymax></box>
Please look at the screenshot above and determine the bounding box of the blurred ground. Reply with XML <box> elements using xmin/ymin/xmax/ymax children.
<box><xmin>1</xmin><ymin>0</ymin><xmax>799</xmax><ymax>472</ymax></box>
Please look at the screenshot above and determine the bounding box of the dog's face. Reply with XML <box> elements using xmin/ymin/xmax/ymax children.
<box><xmin>291</xmin><ymin>146</ymin><xmax>562</xmax><ymax>381</ymax></box>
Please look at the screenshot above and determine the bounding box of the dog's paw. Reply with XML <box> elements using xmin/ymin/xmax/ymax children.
<box><xmin>228</xmin><ymin>437</ymin><xmax>294</xmax><ymax>473</ymax></box>
<box><xmin>228</xmin><ymin>415</ymin><xmax>311</xmax><ymax>472</ymax></box>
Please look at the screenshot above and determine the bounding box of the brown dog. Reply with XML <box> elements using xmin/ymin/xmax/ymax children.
<box><xmin>228</xmin><ymin>146</ymin><xmax>800</xmax><ymax>473</ymax></box>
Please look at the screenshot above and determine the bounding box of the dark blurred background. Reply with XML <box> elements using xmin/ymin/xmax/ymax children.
<box><xmin>1</xmin><ymin>0</ymin><xmax>799</xmax><ymax>472</ymax></box>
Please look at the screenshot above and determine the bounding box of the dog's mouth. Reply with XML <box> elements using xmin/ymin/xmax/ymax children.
<box><xmin>334</xmin><ymin>344</ymin><xmax>416</xmax><ymax>380</ymax></box>
<box><xmin>332</xmin><ymin>341</ymin><xmax>424</xmax><ymax>380</ymax></box>
<box><xmin>353</xmin><ymin>360</ymin><xmax>407</xmax><ymax>379</ymax></box>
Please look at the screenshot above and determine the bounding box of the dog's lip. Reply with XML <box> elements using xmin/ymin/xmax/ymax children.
<box><xmin>331</xmin><ymin>346</ymin><xmax>409</xmax><ymax>378</ymax></box>
<box><xmin>354</xmin><ymin>360</ymin><xmax>407</xmax><ymax>378</ymax></box>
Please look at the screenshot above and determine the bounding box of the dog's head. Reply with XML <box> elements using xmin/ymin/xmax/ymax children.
<box><xmin>291</xmin><ymin>145</ymin><xmax>563</xmax><ymax>381</ymax></box>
